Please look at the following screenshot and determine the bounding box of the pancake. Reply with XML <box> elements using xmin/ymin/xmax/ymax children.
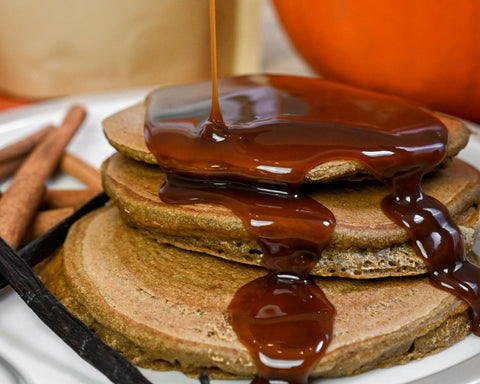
<box><xmin>102</xmin><ymin>101</ymin><xmax>470</xmax><ymax>183</ymax></box>
<box><xmin>101</xmin><ymin>153</ymin><xmax>480</xmax><ymax>278</ymax></box>
<box><xmin>36</xmin><ymin>205</ymin><xmax>471</xmax><ymax>378</ymax></box>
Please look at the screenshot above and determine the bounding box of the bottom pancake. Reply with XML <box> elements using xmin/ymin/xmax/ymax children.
<box><xmin>36</xmin><ymin>205</ymin><xmax>471</xmax><ymax>379</ymax></box>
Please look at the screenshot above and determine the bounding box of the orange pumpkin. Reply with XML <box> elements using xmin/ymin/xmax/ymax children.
<box><xmin>273</xmin><ymin>0</ymin><xmax>480</xmax><ymax>121</ymax></box>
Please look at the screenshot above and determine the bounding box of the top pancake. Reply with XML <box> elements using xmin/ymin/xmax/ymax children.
<box><xmin>103</xmin><ymin>100</ymin><xmax>470</xmax><ymax>183</ymax></box>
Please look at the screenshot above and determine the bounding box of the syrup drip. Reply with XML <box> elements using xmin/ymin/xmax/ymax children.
<box><xmin>144</xmin><ymin>1</ymin><xmax>480</xmax><ymax>382</ymax></box>
<box><xmin>160</xmin><ymin>173</ymin><xmax>334</xmax><ymax>274</ymax></box>
<box><xmin>381</xmin><ymin>171</ymin><xmax>480</xmax><ymax>335</ymax></box>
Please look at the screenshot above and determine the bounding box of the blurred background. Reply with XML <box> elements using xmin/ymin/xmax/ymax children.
<box><xmin>0</xmin><ymin>1</ymin><xmax>259</xmax><ymax>99</ymax></box>
<box><xmin>0</xmin><ymin>1</ymin><xmax>310</xmax><ymax>104</ymax></box>
<box><xmin>1</xmin><ymin>0</ymin><xmax>478</xmax><ymax>121</ymax></box>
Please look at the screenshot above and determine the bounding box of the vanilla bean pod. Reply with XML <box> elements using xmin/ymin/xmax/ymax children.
<box><xmin>0</xmin><ymin>236</ymin><xmax>153</xmax><ymax>384</ymax></box>
<box><xmin>199</xmin><ymin>371</ymin><xmax>211</xmax><ymax>384</ymax></box>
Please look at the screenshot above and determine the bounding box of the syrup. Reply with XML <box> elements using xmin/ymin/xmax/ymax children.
<box><xmin>145</xmin><ymin>73</ymin><xmax>480</xmax><ymax>383</ymax></box>
<box><xmin>144</xmin><ymin>1</ymin><xmax>480</xmax><ymax>383</ymax></box>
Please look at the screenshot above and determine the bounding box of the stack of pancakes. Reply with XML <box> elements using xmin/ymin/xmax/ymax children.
<box><xmin>37</xmin><ymin>99</ymin><xmax>480</xmax><ymax>379</ymax></box>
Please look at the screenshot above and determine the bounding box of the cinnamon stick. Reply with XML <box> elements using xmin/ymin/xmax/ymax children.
<box><xmin>41</xmin><ymin>189</ymin><xmax>98</xmax><ymax>210</ymax></box>
<box><xmin>59</xmin><ymin>153</ymin><xmax>102</xmax><ymax>192</ymax></box>
<box><xmin>22</xmin><ymin>207</ymin><xmax>75</xmax><ymax>244</ymax></box>
<box><xmin>0</xmin><ymin>156</ymin><xmax>25</xmax><ymax>183</ymax></box>
<box><xmin>0</xmin><ymin>125</ymin><xmax>54</xmax><ymax>164</ymax></box>
<box><xmin>0</xmin><ymin>105</ymin><xmax>86</xmax><ymax>249</ymax></box>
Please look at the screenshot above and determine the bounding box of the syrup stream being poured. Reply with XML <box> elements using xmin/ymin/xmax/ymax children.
<box><xmin>204</xmin><ymin>0</ymin><xmax>228</xmax><ymax>141</ymax></box>
<box><xmin>144</xmin><ymin>1</ymin><xmax>480</xmax><ymax>383</ymax></box>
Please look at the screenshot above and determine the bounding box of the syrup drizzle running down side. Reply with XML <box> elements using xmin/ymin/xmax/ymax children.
<box><xmin>144</xmin><ymin>2</ymin><xmax>480</xmax><ymax>383</ymax></box>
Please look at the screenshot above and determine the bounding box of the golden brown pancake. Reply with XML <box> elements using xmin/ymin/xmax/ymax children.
<box><xmin>36</xmin><ymin>205</ymin><xmax>471</xmax><ymax>378</ymax></box>
<box><xmin>101</xmin><ymin>153</ymin><xmax>480</xmax><ymax>278</ymax></box>
<box><xmin>102</xmin><ymin>101</ymin><xmax>470</xmax><ymax>182</ymax></box>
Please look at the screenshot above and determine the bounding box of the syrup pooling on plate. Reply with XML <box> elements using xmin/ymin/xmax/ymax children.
<box><xmin>145</xmin><ymin>74</ymin><xmax>480</xmax><ymax>382</ymax></box>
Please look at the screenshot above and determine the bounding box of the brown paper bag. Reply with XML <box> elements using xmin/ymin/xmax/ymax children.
<box><xmin>0</xmin><ymin>0</ymin><xmax>260</xmax><ymax>98</ymax></box>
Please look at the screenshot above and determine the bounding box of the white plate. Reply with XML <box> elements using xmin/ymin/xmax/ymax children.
<box><xmin>0</xmin><ymin>89</ymin><xmax>480</xmax><ymax>384</ymax></box>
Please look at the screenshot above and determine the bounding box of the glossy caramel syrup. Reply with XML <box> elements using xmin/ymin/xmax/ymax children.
<box><xmin>144</xmin><ymin>2</ymin><xmax>479</xmax><ymax>383</ymax></box>
<box><xmin>145</xmin><ymin>73</ymin><xmax>480</xmax><ymax>381</ymax></box>
<box><xmin>145</xmin><ymin>75</ymin><xmax>447</xmax><ymax>186</ymax></box>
